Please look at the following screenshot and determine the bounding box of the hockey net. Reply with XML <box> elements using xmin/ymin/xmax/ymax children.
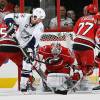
<box><xmin>39</xmin><ymin>32</ymin><xmax>73</xmax><ymax>49</ymax></box>
<box><xmin>32</xmin><ymin>32</ymin><xmax>73</xmax><ymax>86</ymax></box>
<box><xmin>33</xmin><ymin>32</ymin><xmax>71</xmax><ymax>85</ymax></box>
<box><xmin>38</xmin><ymin>32</ymin><xmax>99</xmax><ymax>86</ymax></box>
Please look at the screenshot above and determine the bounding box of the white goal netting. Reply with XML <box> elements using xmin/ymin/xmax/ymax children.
<box><xmin>39</xmin><ymin>32</ymin><xmax>73</xmax><ymax>50</ymax></box>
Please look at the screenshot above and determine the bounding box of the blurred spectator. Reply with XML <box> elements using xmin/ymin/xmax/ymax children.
<box><xmin>67</xmin><ymin>10</ymin><xmax>76</xmax><ymax>25</ymax></box>
<box><xmin>49</xmin><ymin>5</ymin><xmax>73</xmax><ymax>31</ymax></box>
<box><xmin>13</xmin><ymin>4</ymin><xmax>19</xmax><ymax>13</ymax></box>
<box><xmin>0</xmin><ymin>0</ymin><xmax>15</xmax><ymax>23</ymax></box>
<box><xmin>83</xmin><ymin>6</ymin><xmax>88</xmax><ymax>16</ymax></box>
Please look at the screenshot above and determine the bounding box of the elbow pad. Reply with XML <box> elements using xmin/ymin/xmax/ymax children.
<box><xmin>4</xmin><ymin>18</ymin><xmax>16</xmax><ymax>27</ymax></box>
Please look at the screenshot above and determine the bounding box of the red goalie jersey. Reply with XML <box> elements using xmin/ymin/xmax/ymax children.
<box><xmin>38</xmin><ymin>44</ymin><xmax>74</xmax><ymax>75</ymax></box>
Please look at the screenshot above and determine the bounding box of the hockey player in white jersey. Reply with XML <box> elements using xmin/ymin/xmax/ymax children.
<box><xmin>4</xmin><ymin>8</ymin><xmax>46</xmax><ymax>92</ymax></box>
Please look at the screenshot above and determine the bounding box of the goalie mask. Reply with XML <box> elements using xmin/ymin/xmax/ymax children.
<box><xmin>51</xmin><ymin>42</ymin><xmax>61</xmax><ymax>56</ymax></box>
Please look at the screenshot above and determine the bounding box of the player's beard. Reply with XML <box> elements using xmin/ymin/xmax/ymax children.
<box><xmin>31</xmin><ymin>23</ymin><xmax>36</xmax><ymax>27</ymax></box>
<box><xmin>30</xmin><ymin>19</ymin><xmax>37</xmax><ymax>27</ymax></box>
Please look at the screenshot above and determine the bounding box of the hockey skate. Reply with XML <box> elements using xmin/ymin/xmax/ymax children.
<box><xmin>54</xmin><ymin>90</ymin><xmax>68</xmax><ymax>95</ymax></box>
<box><xmin>26</xmin><ymin>82</ymin><xmax>36</xmax><ymax>91</ymax></box>
<box><xmin>92</xmin><ymin>85</ymin><xmax>100</xmax><ymax>90</ymax></box>
<box><xmin>54</xmin><ymin>78</ymin><xmax>77</xmax><ymax>95</ymax></box>
<box><xmin>21</xmin><ymin>81</ymin><xmax>36</xmax><ymax>92</ymax></box>
<box><xmin>20</xmin><ymin>85</ymin><xmax>28</xmax><ymax>92</ymax></box>
<box><xmin>42</xmin><ymin>81</ymin><xmax>52</xmax><ymax>92</ymax></box>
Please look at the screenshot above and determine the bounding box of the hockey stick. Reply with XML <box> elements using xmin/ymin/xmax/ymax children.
<box><xmin>19</xmin><ymin>46</ymin><xmax>45</xmax><ymax>78</ymax></box>
<box><xmin>67</xmin><ymin>76</ymin><xmax>84</xmax><ymax>94</ymax></box>
<box><xmin>95</xmin><ymin>45</ymin><xmax>100</xmax><ymax>51</ymax></box>
<box><xmin>67</xmin><ymin>69</ymin><xmax>92</xmax><ymax>94</ymax></box>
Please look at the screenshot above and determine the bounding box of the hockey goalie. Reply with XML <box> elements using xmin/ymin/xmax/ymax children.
<box><xmin>38</xmin><ymin>42</ymin><xmax>83</xmax><ymax>94</ymax></box>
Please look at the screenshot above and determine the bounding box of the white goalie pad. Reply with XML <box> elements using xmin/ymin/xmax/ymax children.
<box><xmin>47</xmin><ymin>73</ymin><xmax>68</xmax><ymax>88</ymax></box>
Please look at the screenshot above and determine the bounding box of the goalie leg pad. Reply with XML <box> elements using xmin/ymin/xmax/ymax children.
<box><xmin>47</xmin><ymin>73</ymin><xmax>69</xmax><ymax>92</ymax></box>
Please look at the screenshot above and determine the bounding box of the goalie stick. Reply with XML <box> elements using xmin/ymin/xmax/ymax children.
<box><xmin>67</xmin><ymin>68</ymin><xmax>92</xmax><ymax>94</ymax></box>
<box><xmin>66</xmin><ymin>76</ymin><xmax>84</xmax><ymax>94</ymax></box>
<box><xmin>95</xmin><ymin>44</ymin><xmax>100</xmax><ymax>50</ymax></box>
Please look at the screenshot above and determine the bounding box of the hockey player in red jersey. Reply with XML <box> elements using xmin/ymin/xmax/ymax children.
<box><xmin>0</xmin><ymin>22</ymin><xmax>23</xmax><ymax>90</ymax></box>
<box><xmin>92</xmin><ymin>12</ymin><xmax>100</xmax><ymax>90</ymax></box>
<box><xmin>38</xmin><ymin>42</ymin><xmax>77</xmax><ymax>94</ymax></box>
<box><xmin>73</xmin><ymin>4</ymin><xmax>98</xmax><ymax>80</ymax></box>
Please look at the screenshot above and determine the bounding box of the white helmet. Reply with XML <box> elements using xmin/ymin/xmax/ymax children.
<box><xmin>51</xmin><ymin>42</ymin><xmax>61</xmax><ymax>56</ymax></box>
<box><xmin>32</xmin><ymin>8</ymin><xmax>46</xmax><ymax>19</ymax></box>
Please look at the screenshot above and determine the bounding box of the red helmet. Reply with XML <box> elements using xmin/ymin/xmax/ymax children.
<box><xmin>86</xmin><ymin>4</ymin><xmax>98</xmax><ymax>14</ymax></box>
<box><xmin>94</xmin><ymin>12</ymin><xmax>100</xmax><ymax>20</ymax></box>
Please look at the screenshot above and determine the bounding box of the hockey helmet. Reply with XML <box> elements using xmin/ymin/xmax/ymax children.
<box><xmin>51</xmin><ymin>42</ymin><xmax>61</xmax><ymax>56</ymax></box>
<box><xmin>86</xmin><ymin>4</ymin><xmax>98</xmax><ymax>14</ymax></box>
<box><xmin>32</xmin><ymin>8</ymin><xmax>46</xmax><ymax>20</ymax></box>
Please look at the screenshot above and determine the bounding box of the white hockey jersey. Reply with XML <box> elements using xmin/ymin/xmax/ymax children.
<box><xmin>4</xmin><ymin>13</ymin><xmax>44</xmax><ymax>48</ymax></box>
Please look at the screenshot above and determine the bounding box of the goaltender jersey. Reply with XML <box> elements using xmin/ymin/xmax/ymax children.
<box><xmin>38</xmin><ymin>45</ymin><xmax>74</xmax><ymax>75</ymax></box>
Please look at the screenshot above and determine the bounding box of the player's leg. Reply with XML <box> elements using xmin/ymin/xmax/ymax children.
<box><xmin>19</xmin><ymin>59</ymin><xmax>32</xmax><ymax>92</ymax></box>
<box><xmin>77</xmin><ymin>49</ymin><xmax>94</xmax><ymax>90</ymax></box>
<box><xmin>46</xmin><ymin>73</ymin><xmax>70</xmax><ymax>95</ymax></box>
<box><xmin>10</xmin><ymin>51</ymin><xmax>23</xmax><ymax>91</ymax></box>
<box><xmin>71</xmin><ymin>50</ymin><xmax>93</xmax><ymax>91</ymax></box>
<box><xmin>72</xmin><ymin>50</ymin><xmax>83</xmax><ymax>81</ymax></box>
<box><xmin>92</xmin><ymin>50</ymin><xmax>100</xmax><ymax>90</ymax></box>
<box><xmin>19</xmin><ymin>37</ymin><xmax>37</xmax><ymax>92</ymax></box>
<box><xmin>0</xmin><ymin>52</ymin><xmax>7</xmax><ymax>66</ymax></box>
<box><xmin>81</xmin><ymin>50</ymin><xmax>94</xmax><ymax>76</ymax></box>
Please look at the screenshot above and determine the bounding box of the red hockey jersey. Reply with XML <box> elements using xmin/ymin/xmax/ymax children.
<box><xmin>38</xmin><ymin>45</ymin><xmax>74</xmax><ymax>72</ymax></box>
<box><xmin>0</xmin><ymin>22</ymin><xmax>18</xmax><ymax>50</ymax></box>
<box><xmin>95</xmin><ymin>26</ymin><xmax>100</xmax><ymax>45</ymax></box>
<box><xmin>73</xmin><ymin>15</ymin><xmax>98</xmax><ymax>49</ymax></box>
